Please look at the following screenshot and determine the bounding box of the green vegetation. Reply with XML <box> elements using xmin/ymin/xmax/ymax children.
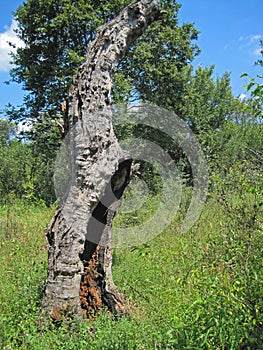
<box><xmin>0</xmin><ymin>119</ymin><xmax>56</xmax><ymax>204</ymax></box>
<box><xmin>8</xmin><ymin>0</ymin><xmax>198</xmax><ymax>128</ymax></box>
<box><xmin>1</xmin><ymin>93</ymin><xmax>262</xmax><ymax>348</ymax></box>
<box><xmin>1</xmin><ymin>0</ymin><xmax>263</xmax><ymax>348</ymax></box>
<box><xmin>1</xmin><ymin>106</ymin><xmax>263</xmax><ymax>348</ymax></box>
<box><xmin>0</xmin><ymin>165</ymin><xmax>262</xmax><ymax>348</ymax></box>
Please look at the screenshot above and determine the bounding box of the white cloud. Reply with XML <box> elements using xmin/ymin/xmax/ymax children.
<box><xmin>249</xmin><ymin>34</ymin><xmax>261</xmax><ymax>43</ymax></box>
<box><xmin>239</xmin><ymin>93</ymin><xmax>246</xmax><ymax>101</ymax></box>
<box><xmin>17</xmin><ymin>120</ymin><xmax>32</xmax><ymax>134</ymax></box>
<box><xmin>253</xmin><ymin>47</ymin><xmax>262</xmax><ymax>57</ymax></box>
<box><xmin>238</xmin><ymin>34</ymin><xmax>262</xmax><ymax>57</ymax></box>
<box><xmin>0</xmin><ymin>20</ymin><xmax>24</xmax><ymax>72</ymax></box>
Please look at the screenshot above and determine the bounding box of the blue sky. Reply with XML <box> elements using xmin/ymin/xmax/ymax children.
<box><xmin>179</xmin><ymin>0</ymin><xmax>263</xmax><ymax>97</ymax></box>
<box><xmin>0</xmin><ymin>0</ymin><xmax>262</xmax><ymax>116</ymax></box>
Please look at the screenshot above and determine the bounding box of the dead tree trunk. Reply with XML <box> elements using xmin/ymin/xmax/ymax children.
<box><xmin>42</xmin><ymin>0</ymin><xmax>160</xmax><ymax>320</ymax></box>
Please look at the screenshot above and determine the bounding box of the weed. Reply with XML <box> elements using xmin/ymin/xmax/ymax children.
<box><xmin>0</xmin><ymin>178</ymin><xmax>262</xmax><ymax>349</ymax></box>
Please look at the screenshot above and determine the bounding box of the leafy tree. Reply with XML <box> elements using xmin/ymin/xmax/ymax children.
<box><xmin>7</xmin><ymin>0</ymin><xmax>245</xmax><ymax>204</ymax></box>
<box><xmin>0</xmin><ymin>119</ymin><xmax>16</xmax><ymax>146</ymax></box>
<box><xmin>240</xmin><ymin>38</ymin><xmax>263</xmax><ymax>119</ymax></box>
<box><xmin>209</xmin><ymin>58</ymin><xmax>263</xmax><ymax>192</ymax></box>
<box><xmin>0</xmin><ymin>118</ymin><xmax>56</xmax><ymax>204</ymax></box>
<box><xmin>5</xmin><ymin>0</ymin><xmax>201</xmax><ymax>203</ymax></box>
<box><xmin>9</xmin><ymin>0</ymin><xmax>199</xmax><ymax>129</ymax></box>
<box><xmin>114</xmin><ymin>0</ymin><xmax>199</xmax><ymax>103</ymax></box>
<box><xmin>241</xmin><ymin>73</ymin><xmax>263</xmax><ymax>119</ymax></box>
<box><xmin>178</xmin><ymin>65</ymin><xmax>236</xmax><ymax>135</ymax></box>
<box><xmin>0</xmin><ymin>120</ymin><xmax>31</xmax><ymax>200</ymax></box>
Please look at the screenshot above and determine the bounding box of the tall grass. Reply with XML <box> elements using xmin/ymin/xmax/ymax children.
<box><xmin>0</xmin><ymin>183</ymin><xmax>262</xmax><ymax>349</ymax></box>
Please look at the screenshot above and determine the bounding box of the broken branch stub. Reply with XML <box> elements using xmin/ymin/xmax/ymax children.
<box><xmin>42</xmin><ymin>0</ymin><xmax>161</xmax><ymax>320</ymax></box>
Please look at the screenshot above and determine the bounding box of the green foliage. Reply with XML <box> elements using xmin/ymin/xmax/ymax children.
<box><xmin>10</xmin><ymin>0</ymin><xmax>129</xmax><ymax>116</ymax></box>
<box><xmin>114</xmin><ymin>0</ymin><xmax>199</xmax><ymax>104</ymax></box>
<box><xmin>1</xmin><ymin>3</ymin><xmax>262</xmax><ymax>348</ymax></box>
<box><xmin>6</xmin><ymin>0</ymin><xmax>202</xmax><ymax>204</ymax></box>
<box><xmin>203</xmin><ymin>119</ymin><xmax>263</xmax><ymax>167</ymax></box>
<box><xmin>241</xmin><ymin>39</ymin><xmax>263</xmax><ymax>119</ymax></box>
<box><xmin>1</xmin><ymin>172</ymin><xmax>262</xmax><ymax>349</ymax></box>
<box><xmin>0</xmin><ymin>119</ymin><xmax>56</xmax><ymax>204</ymax></box>
<box><xmin>241</xmin><ymin>73</ymin><xmax>263</xmax><ymax>119</ymax></box>
<box><xmin>9</xmin><ymin>0</ymin><xmax>198</xmax><ymax>124</ymax></box>
<box><xmin>0</xmin><ymin>119</ymin><xmax>16</xmax><ymax>146</ymax></box>
<box><xmin>179</xmin><ymin>65</ymin><xmax>236</xmax><ymax>135</ymax></box>
<box><xmin>0</xmin><ymin>138</ymin><xmax>31</xmax><ymax>200</ymax></box>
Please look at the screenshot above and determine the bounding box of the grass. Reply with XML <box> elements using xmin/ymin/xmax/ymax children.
<box><xmin>0</xmin><ymin>184</ymin><xmax>262</xmax><ymax>349</ymax></box>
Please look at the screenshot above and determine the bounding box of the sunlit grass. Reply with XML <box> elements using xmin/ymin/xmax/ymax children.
<box><xmin>0</xmin><ymin>191</ymin><xmax>262</xmax><ymax>349</ymax></box>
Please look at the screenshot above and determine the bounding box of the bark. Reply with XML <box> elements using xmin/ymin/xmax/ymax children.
<box><xmin>42</xmin><ymin>0</ymin><xmax>161</xmax><ymax>320</ymax></box>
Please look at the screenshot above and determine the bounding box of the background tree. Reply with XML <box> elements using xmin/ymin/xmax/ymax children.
<box><xmin>7</xmin><ymin>0</ymin><xmax>247</xmax><ymax>206</ymax></box>
<box><xmin>9</xmin><ymin>0</ymin><xmax>198</xmax><ymax>128</ymax></box>
<box><xmin>0</xmin><ymin>119</ymin><xmax>56</xmax><ymax>204</ymax></box>
<box><xmin>6</xmin><ymin>0</ymin><xmax>200</xmax><ymax>203</ymax></box>
<box><xmin>0</xmin><ymin>120</ymin><xmax>32</xmax><ymax>201</ymax></box>
<box><xmin>178</xmin><ymin>65</ymin><xmax>236</xmax><ymax>135</ymax></box>
<box><xmin>0</xmin><ymin>119</ymin><xmax>16</xmax><ymax>146</ymax></box>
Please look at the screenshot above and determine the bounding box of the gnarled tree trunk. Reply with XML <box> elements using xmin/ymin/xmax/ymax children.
<box><xmin>42</xmin><ymin>0</ymin><xmax>161</xmax><ymax>320</ymax></box>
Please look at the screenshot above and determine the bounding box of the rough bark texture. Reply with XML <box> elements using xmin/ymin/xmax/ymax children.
<box><xmin>42</xmin><ymin>0</ymin><xmax>161</xmax><ymax>320</ymax></box>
